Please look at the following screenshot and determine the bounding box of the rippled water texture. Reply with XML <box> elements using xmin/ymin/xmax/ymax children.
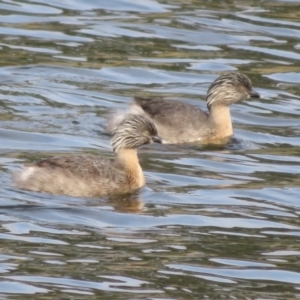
<box><xmin>0</xmin><ymin>0</ymin><xmax>300</xmax><ymax>298</ymax></box>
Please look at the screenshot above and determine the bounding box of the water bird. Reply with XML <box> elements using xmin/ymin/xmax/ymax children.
<box><xmin>13</xmin><ymin>114</ymin><xmax>161</xmax><ymax>198</ymax></box>
<box><xmin>107</xmin><ymin>72</ymin><xmax>260</xmax><ymax>144</ymax></box>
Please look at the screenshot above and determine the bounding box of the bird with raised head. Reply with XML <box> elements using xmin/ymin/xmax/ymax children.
<box><xmin>107</xmin><ymin>72</ymin><xmax>260</xmax><ymax>144</ymax></box>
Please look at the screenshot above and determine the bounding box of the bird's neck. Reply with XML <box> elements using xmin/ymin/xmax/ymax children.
<box><xmin>115</xmin><ymin>148</ymin><xmax>145</xmax><ymax>189</ymax></box>
<box><xmin>208</xmin><ymin>105</ymin><xmax>233</xmax><ymax>138</ymax></box>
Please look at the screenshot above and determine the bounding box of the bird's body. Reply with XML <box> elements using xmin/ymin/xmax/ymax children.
<box><xmin>13</xmin><ymin>114</ymin><xmax>161</xmax><ymax>198</ymax></box>
<box><xmin>107</xmin><ymin>72</ymin><xmax>260</xmax><ymax>144</ymax></box>
<box><xmin>136</xmin><ymin>97</ymin><xmax>209</xmax><ymax>141</ymax></box>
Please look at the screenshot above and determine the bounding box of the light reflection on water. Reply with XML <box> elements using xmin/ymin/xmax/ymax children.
<box><xmin>0</xmin><ymin>0</ymin><xmax>300</xmax><ymax>298</ymax></box>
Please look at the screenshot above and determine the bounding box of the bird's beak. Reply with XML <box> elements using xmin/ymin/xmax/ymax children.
<box><xmin>152</xmin><ymin>136</ymin><xmax>162</xmax><ymax>144</ymax></box>
<box><xmin>249</xmin><ymin>90</ymin><xmax>260</xmax><ymax>98</ymax></box>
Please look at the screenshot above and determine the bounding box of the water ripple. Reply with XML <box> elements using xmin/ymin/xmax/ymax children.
<box><xmin>0</xmin><ymin>0</ymin><xmax>299</xmax><ymax>298</ymax></box>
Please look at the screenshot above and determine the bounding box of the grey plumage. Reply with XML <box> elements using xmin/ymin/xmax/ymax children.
<box><xmin>107</xmin><ymin>72</ymin><xmax>260</xmax><ymax>144</ymax></box>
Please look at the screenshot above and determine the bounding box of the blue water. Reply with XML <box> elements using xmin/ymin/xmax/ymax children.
<box><xmin>0</xmin><ymin>0</ymin><xmax>299</xmax><ymax>298</ymax></box>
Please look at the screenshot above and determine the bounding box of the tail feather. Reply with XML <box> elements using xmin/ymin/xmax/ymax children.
<box><xmin>12</xmin><ymin>166</ymin><xmax>38</xmax><ymax>189</ymax></box>
<box><xmin>106</xmin><ymin>102</ymin><xmax>145</xmax><ymax>134</ymax></box>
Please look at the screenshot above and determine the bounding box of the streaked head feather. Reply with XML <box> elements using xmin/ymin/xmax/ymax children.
<box><xmin>111</xmin><ymin>114</ymin><xmax>158</xmax><ymax>152</ymax></box>
<box><xmin>206</xmin><ymin>72</ymin><xmax>257</xmax><ymax>109</ymax></box>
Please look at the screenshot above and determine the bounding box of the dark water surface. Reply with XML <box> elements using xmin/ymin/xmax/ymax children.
<box><xmin>0</xmin><ymin>0</ymin><xmax>300</xmax><ymax>299</ymax></box>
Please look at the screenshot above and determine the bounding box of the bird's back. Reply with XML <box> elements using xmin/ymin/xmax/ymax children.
<box><xmin>134</xmin><ymin>97</ymin><xmax>209</xmax><ymax>143</ymax></box>
<box><xmin>14</xmin><ymin>155</ymin><xmax>130</xmax><ymax>197</ymax></box>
